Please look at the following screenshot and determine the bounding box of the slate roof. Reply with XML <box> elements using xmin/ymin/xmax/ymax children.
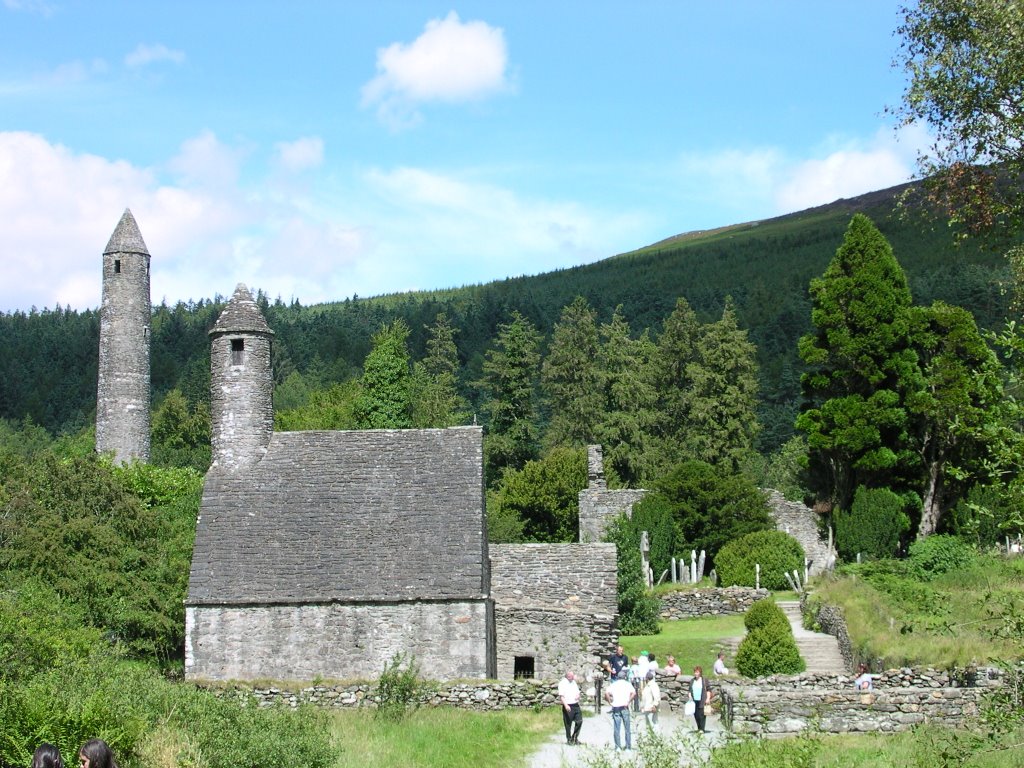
<box><xmin>104</xmin><ymin>208</ymin><xmax>149</xmax><ymax>255</ymax></box>
<box><xmin>187</xmin><ymin>426</ymin><xmax>487</xmax><ymax>605</ymax></box>
<box><xmin>210</xmin><ymin>284</ymin><xmax>274</xmax><ymax>337</ymax></box>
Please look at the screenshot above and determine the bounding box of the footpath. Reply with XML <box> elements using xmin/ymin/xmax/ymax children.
<box><xmin>527</xmin><ymin>706</ymin><xmax>725</xmax><ymax>767</ymax></box>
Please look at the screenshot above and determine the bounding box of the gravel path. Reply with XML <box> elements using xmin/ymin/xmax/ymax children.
<box><xmin>527</xmin><ymin>706</ymin><xmax>725</xmax><ymax>767</ymax></box>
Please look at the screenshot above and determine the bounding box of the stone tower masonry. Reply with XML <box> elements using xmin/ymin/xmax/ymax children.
<box><xmin>96</xmin><ymin>208</ymin><xmax>151</xmax><ymax>464</ymax></box>
<box><xmin>209</xmin><ymin>284</ymin><xmax>275</xmax><ymax>473</ymax></box>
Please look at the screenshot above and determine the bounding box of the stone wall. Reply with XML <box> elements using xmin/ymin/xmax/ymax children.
<box><xmin>719</xmin><ymin>682</ymin><xmax>986</xmax><ymax>734</ymax></box>
<box><xmin>578</xmin><ymin>489</ymin><xmax>647</xmax><ymax>543</ymax></box>
<box><xmin>804</xmin><ymin>596</ymin><xmax>856</xmax><ymax>670</ymax></box>
<box><xmin>765</xmin><ymin>490</ymin><xmax>835</xmax><ymax>576</ymax></box>
<box><xmin>185</xmin><ymin>600</ymin><xmax>493</xmax><ymax>681</ymax></box>
<box><xmin>490</xmin><ymin>543</ymin><xmax>617</xmax><ymax>680</ymax></box>
<box><xmin>659</xmin><ymin>587</ymin><xmax>769</xmax><ymax>620</ymax></box>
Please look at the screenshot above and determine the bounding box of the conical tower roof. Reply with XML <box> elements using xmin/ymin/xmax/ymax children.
<box><xmin>210</xmin><ymin>283</ymin><xmax>274</xmax><ymax>336</ymax></box>
<box><xmin>104</xmin><ymin>208</ymin><xmax>150</xmax><ymax>255</ymax></box>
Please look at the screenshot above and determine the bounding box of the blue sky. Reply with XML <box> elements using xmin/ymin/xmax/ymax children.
<box><xmin>0</xmin><ymin>0</ymin><xmax>924</xmax><ymax>312</ymax></box>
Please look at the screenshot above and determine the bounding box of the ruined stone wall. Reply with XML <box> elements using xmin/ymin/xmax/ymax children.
<box><xmin>96</xmin><ymin>239</ymin><xmax>150</xmax><ymax>464</ymax></box>
<box><xmin>659</xmin><ymin>587</ymin><xmax>770</xmax><ymax>620</ymax></box>
<box><xmin>578</xmin><ymin>489</ymin><xmax>647</xmax><ymax>543</ymax></box>
<box><xmin>765</xmin><ymin>490</ymin><xmax>835</xmax><ymax>576</ymax></box>
<box><xmin>489</xmin><ymin>543</ymin><xmax>617</xmax><ymax>680</ymax></box>
<box><xmin>185</xmin><ymin>600</ymin><xmax>493</xmax><ymax>681</ymax></box>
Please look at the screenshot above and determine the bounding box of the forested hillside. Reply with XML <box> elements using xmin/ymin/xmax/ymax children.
<box><xmin>0</xmin><ymin>181</ymin><xmax>1009</xmax><ymax>454</ymax></box>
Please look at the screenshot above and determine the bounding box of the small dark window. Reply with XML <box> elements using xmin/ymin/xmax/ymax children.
<box><xmin>514</xmin><ymin>656</ymin><xmax>535</xmax><ymax>680</ymax></box>
<box><xmin>114</xmin><ymin>259</ymin><xmax>121</xmax><ymax>274</ymax></box>
<box><xmin>231</xmin><ymin>338</ymin><xmax>244</xmax><ymax>366</ymax></box>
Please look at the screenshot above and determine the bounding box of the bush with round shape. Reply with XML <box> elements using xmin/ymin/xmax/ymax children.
<box><xmin>743</xmin><ymin>598</ymin><xmax>790</xmax><ymax>633</ymax></box>
<box><xmin>835</xmin><ymin>486</ymin><xmax>911</xmax><ymax>561</ymax></box>
<box><xmin>715</xmin><ymin>530</ymin><xmax>805</xmax><ymax>590</ymax></box>
<box><xmin>735</xmin><ymin>622</ymin><xmax>805</xmax><ymax>677</ymax></box>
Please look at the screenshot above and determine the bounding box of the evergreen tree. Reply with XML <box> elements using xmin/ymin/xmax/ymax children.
<box><xmin>651</xmin><ymin>298</ymin><xmax>701</xmax><ymax>475</ymax></box>
<box><xmin>150</xmin><ymin>388</ymin><xmax>211</xmax><ymax>471</ymax></box>
<box><xmin>480</xmin><ymin>311</ymin><xmax>542</xmax><ymax>486</ymax></box>
<box><xmin>685</xmin><ymin>297</ymin><xmax>761</xmax><ymax>471</ymax></box>
<box><xmin>907</xmin><ymin>301</ymin><xmax>1007</xmax><ymax>536</ymax></box>
<box><xmin>796</xmin><ymin>214</ymin><xmax>919</xmax><ymax>511</ymax></box>
<box><xmin>409</xmin><ymin>312</ymin><xmax>469</xmax><ymax>428</ymax></box>
<box><xmin>594</xmin><ymin>306</ymin><xmax>659</xmax><ymax>487</ymax></box>
<box><xmin>541</xmin><ymin>297</ymin><xmax>602</xmax><ymax>449</ymax></box>
<box><xmin>353</xmin><ymin>320</ymin><xmax>412</xmax><ymax>429</ymax></box>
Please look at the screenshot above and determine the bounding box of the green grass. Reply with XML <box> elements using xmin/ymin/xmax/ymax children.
<box><xmin>328</xmin><ymin>707</ymin><xmax>557</xmax><ymax>768</ymax></box>
<box><xmin>620</xmin><ymin>613</ymin><xmax>746</xmax><ymax>670</ymax></box>
<box><xmin>810</xmin><ymin>554</ymin><xmax>1024</xmax><ymax>668</ymax></box>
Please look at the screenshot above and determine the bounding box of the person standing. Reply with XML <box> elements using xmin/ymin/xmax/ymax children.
<box><xmin>608</xmin><ymin>644</ymin><xmax>629</xmax><ymax>678</ymax></box>
<box><xmin>604</xmin><ymin>670</ymin><xmax>636</xmax><ymax>750</ymax></box>
<box><xmin>689</xmin><ymin>666</ymin><xmax>711</xmax><ymax>733</ymax></box>
<box><xmin>640</xmin><ymin>670</ymin><xmax>661</xmax><ymax>731</ymax></box>
<box><xmin>558</xmin><ymin>670</ymin><xmax>583</xmax><ymax>745</ymax></box>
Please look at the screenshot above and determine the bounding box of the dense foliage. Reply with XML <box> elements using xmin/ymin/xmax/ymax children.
<box><xmin>834</xmin><ymin>486</ymin><xmax>912</xmax><ymax>561</ymax></box>
<box><xmin>715</xmin><ymin>531</ymin><xmax>805</xmax><ymax>591</ymax></box>
<box><xmin>742</xmin><ymin>599</ymin><xmax>790</xmax><ymax>634</ymax></box>
<box><xmin>603</xmin><ymin>515</ymin><xmax>661</xmax><ymax>636</ymax></box>
<box><xmin>735</xmin><ymin>601</ymin><xmax>805</xmax><ymax>677</ymax></box>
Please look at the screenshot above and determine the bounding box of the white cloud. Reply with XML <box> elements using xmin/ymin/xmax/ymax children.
<box><xmin>124</xmin><ymin>43</ymin><xmax>186</xmax><ymax>69</ymax></box>
<box><xmin>362</xmin><ymin>11</ymin><xmax>510</xmax><ymax>128</ymax></box>
<box><xmin>3</xmin><ymin>0</ymin><xmax>54</xmax><ymax>15</ymax></box>
<box><xmin>167</xmin><ymin>130</ymin><xmax>247</xmax><ymax>190</ymax></box>
<box><xmin>273</xmin><ymin>137</ymin><xmax>324</xmax><ymax>173</ymax></box>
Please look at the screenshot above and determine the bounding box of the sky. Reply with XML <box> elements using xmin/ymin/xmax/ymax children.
<box><xmin>0</xmin><ymin>0</ymin><xmax>926</xmax><ymax>313</ymax></box>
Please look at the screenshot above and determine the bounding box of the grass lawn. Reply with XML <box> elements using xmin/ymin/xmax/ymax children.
<box><xmin>620</xmin><ymin>613</ymin><xmax>746</xmax><ymax>670</ymax></box>
<box><xmin>329</xmin><ymin>706</ymin><xmax>557</xmax><ymax>768</ymax></box>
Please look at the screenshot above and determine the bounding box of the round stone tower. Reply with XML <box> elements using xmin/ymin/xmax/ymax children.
<box><xmin>209</xmin><ymin>283</ymin><xmax>275</xmax><ymax>473</ymax></box>
<box><xmin>96</xmin><ymin>208</ymin><xmax>151</xmax><ymax>464</ymax></box>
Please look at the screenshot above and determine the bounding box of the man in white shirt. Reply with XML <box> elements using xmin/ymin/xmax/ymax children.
<box><xmin>713</xmin><ymin>652</ymin><xmax>729</xmax><ymax>676</ymax></box>
<box><xmin>604</xmin><ymin>670</ymin><xmax>636</xmax><ymax>750</ymax></box>
<box><xmin>558</xmin><ymin>670</ymin><xmax>583</xmax><ymax>745</ymax></box>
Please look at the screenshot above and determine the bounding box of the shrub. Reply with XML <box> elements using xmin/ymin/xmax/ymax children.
<box><xmin>743</xmin><ymin>599</ymin><xmax>789</xmax><ymax>633</ymax></box>
<box><xmin>908</xmin><ymin>534</ymin><xmax>976</xmax><ymax>579</ymax></box>
<box><xmin>715</xmin><ymin>530</ymin><xmax>805</xmax><ymax>590</ymax></box>
<box><xmin>375</xmin><ymin>652</ymin><xmax>423</xmax><ymax>721</ymax></box>
<box><xmin>603</xmin><ymin>514</ymin><xmax>661</xmax><ymax>635</ymax></box>
<box><xmin>735</xmin><ymin>621</ymin><xmax>805</xmax><ymax>677</ymax></box>
<box><xmin>835</xmin><ymin>486</ymin><xmax>911</xmax><ymax>561</ymax></box>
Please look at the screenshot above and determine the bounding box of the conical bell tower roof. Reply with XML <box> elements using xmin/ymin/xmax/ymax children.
<box><xmin>104</xmin><ymin>208</ymin><xmax>150</xmax><ymax>255</ymax></box>
<box><xmin>210</xmin><ymin>283</ymin><xmax>274</xmax><ymax>337</ymax></box>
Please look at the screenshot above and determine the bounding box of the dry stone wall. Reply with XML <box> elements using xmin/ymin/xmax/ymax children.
<box><xmin>578</xmin><ymin>489</ymin><xmax>647</xmax><ymax>543</ymax></box>
<box><xmin>765</xmin><ymin>490</ymin><xmax>835</xmax><ymax>575</ymax></box>
<box><xmin>658</xmin><ymin>587</ymin><xmax>769</xmax><ymax>619</ymax></box>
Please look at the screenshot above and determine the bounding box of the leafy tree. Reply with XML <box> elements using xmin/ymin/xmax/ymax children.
<box><xmin>796</xmin><ymin>214</ymin><xmax>920</xmax><ymax>512</ymax></box>
<box><xmin>647</xmin><ymin>459</ymin><xmax>773</xmax><ymax>571</ymax></box>
<box><xmin>906</xmin><ymin>301</ymin><xmax>1007</xmax><ymax>536</ymax></box>
<box><xmin>409</xmin><ymin>312</ymin><xmax>469</xmax><ymax>428</ymax></box>
<box><xmin>742</xmin><ymin>435</ymin><xmax>810</xmax><ymax>502</ymax></box>
<box><xmin>603</xmin><ymin>514</ymin><xmax>661</xmax><ymax>635</ymax></box>
<box><xmin>485</xmin><ymin>446</ymin><xmax>586</xmax><ymax>542</ymax></box>
<box><xmin>541</xmin><ymin>297</ymin><xmax>602</xmax><ymax>449</ymax></box>
<box><xmin>835</xmin><ymin>486</ymin><xmax>912</xmax><ymax>561</ymax></box>
<box><xmin>151</xmin><ymin>388</ymin><xmax>211</xmax><ymax>471</ymax></box>
<box><xmin>685</xmin><ymin>297</ymin><xmax>761</xmax><ymax>470</ymax></box>
<box><xmin>594</xmin><ymin>306</ymin><xmax>659</xmax><ymax>487</ymax></box>
<box><xmin>628</xmin><ymin>493</ymin><xmax>678</xmax><ymax>579</ymax></box>
<box><xmin>893</xmin><ymin>0</ymin><xmax>1024</xmax><ymax>239</ymax></box>
<box><xmin>353</xmin><ymin>320</ymin><xmax>412</xmax><ymax>429</ymax></box>
<box><xmin>274</xmin><ymin>380</ymin><xmax>362</xmax><ymax>431</ymax></box>
<box><xmin>479</xmin><ymin>311</ymin><xmax>542</xmax><ymax>486</ymax></box>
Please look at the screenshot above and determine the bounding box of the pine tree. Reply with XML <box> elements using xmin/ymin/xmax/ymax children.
<box><xmin>353</xmin><ymin>320</ymin><xmax>412</xmax><ymax>429</ymax></box>
<box><xmin>480</xmin><ymin>311</ymin><xmax>542</xmax><ymax>486</ymax></box>
<box><xmin>684</xmin><ymin>298</ymin><xmax>760</xmax><ymax>471</ymax></box>
<box><xmin>541</xmin><ymin>297</ymin><xmax>602</xmax><ymax>449</ymax></box>
<box><xmin>796</xmin><ymin>214</ymin><xmax>919</xmax><ymax>511</ymax></box>
<box><xmin>409</xmin><ymin>313</ymin><xmax>469</xmax><ymax>428</ymax></box>
<box><xmin>594</xmin><ymin>305</ymin><xmax>659</xmax><ymax>487</ymax></box>
<box><xmin>651</xmin><ymin>298</ymin><xmax>701</xmax><ymax>475</ymax></box>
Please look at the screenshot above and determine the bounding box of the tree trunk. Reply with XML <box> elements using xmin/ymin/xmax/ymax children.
<box><xmin>917</xmin><ymin>459</ymin><xmax>943</xmax><ymax>539</ymax></box>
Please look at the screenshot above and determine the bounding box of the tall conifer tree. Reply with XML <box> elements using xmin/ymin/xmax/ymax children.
<box><xmin>541</xmin><ymin>297</ymin><xmax>602</xmax><ymax>449</ymax></box>
<box><xmin>353</xmin><ymin>319</ymin><xmax>412</xmax><ymax>429</ymax></box>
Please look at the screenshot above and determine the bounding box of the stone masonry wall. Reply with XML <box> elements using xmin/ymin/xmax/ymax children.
<box><xmin>185</xmin><ymin>600</ymin><xmax>492</xmax><ymax>681</ymax></box>
<box><xmin>578</xmin><ymin>489</ymin><xmax>647</xmax><ymax>543</ymax></box>
<box><xmin>209</xmin><ymin>330</ymin><xmax>274</xmax><ymax>473</ymax></box>
<box><xmin>659</xmin><ymin>587</ymin><xmax>770</xmax><ymax>620</ymax></box>
<box><xmin>765</xmin><ymin>490</ymin><xmax>835</xmax><ymax>576</ymax></box>
<box><xmin>490</xmin><ymin>543</ymin><xmax>617</xmax><ymax>680</ymax></box>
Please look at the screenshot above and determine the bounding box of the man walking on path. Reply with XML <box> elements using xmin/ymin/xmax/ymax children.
<box><xmin>558</xmin><ymin>670</ymin><xmax>583</xmax><ymax>745</ymax></box>
<box><xmin>604</xmin><ymin>669</ymin><xmax>635</xmax><ymax>751</ymax></box>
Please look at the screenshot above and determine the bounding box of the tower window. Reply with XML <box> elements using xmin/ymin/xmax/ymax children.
<box><xmin>513</xmin><ymin>656</ymin><xmax>535</xmax><ymax>680</ymax></box>
<box><xmin>114</xmin><ymin>259</ymin><xmax>121</xmax><ymax>274</ymax></box>
<box><xmin>231</xmin><ymin>338</ymin><xmax>244</xmax><ymax>366</ymax></box>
